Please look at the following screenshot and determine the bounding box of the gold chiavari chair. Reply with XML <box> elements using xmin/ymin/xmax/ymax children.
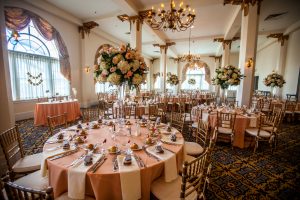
<box><xmin>148</xmin><ymin>103</ymin><xmax>158</xmax><ymax>121</ymax></box>
<box><xmin>82</xmin><ymin>108</ymin><xmax>100</xmax><ymax>122</ymax></box>
<box><xmin>216</xmin><ymin>111</ymin><xmax>236</xmax><ymax>145</ymax></box>
<box><xmin>294</xmin><ymin>102</ymin><xmax>300</xmax><ymax>121</ymax></box>
<box><xmin>261</xmin><ymin>99</ymin><xmax>272</xmax><ymax>114</ymax></box>
<box><xmin>104</xmin><ymin>102</ymin><xmax>114</xmax><ymax>118</ymax></box>
<box><xmin>151</xmin><ymin>148</ymin><xmax>211</xmax><ymax>200</ymax></box>
<box><xmin>171</xmin><ymin>112</ymin><xmax>185</xmax><ymax>133</ymax></box>
<box><xmin>185</xmin><ymin>119</ymin><xmax>209</xmax><ymax>157</ymax></box>
<box><xmin>98</xmin><ymin>100</ymin><xmax>106</xmax><ymax>116</ymax></box>
<box><xmin>245</xmin><ymin>112</ymin><xmax>278</xmax><ymax>153</ymax></box>
<box><xmin>284</xmin><ymin>101</ymin><xmax>296</xmax><ymax>122</ymax></box>
<box><xmin>47</xmin><ymin>113</ymin><xmax>68</xmax><ymax>136</ymax></box>
<box><xmin>113</xmin><ymin>106</ymin><xmax>122</xmax><ymax>119</ymax></box>
<box><xmin>124</xmin><ymin>104</ymin><xmax>136</xmax><ymax>119</ymax></box>
<box><xmin>0</xmin><ymin>126</ymin><xmax>42</xmax><ymax>180</ymax></box>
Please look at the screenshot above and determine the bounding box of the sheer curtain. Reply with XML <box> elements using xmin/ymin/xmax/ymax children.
<box><xmin>181</xmin><ymin>74</ymin><xmax>209</xmax><ymax>90</ymax></box>
<box><xmin>8</xmin><ymin>51</ymin><xmax>70</xmax><ymax>100</ymax></box>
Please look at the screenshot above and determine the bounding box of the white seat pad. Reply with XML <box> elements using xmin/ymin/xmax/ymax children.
<box><xmin>14</xmin><ymin>170</ymin><xmax>49</xmax><ymax>191</ymax></box>
<box><xmin>245</xmin><ymin>128</ymin><xmax>271</xmax><ymax>138</ymax></box>
<box><xmin>217</xmin><ymin>127</ymin><xmax>233</xmax><ymax>134</ymax></box>
<box><xmin>262</xmin><ymin>126</ymin><xmax>278</xmax><ymax>132</ymax></box>
<box><xmin>151</xmin><ymin>176</ymin><xmax>197</xmax><ymax>200</ymax></box>
<box><xmin>12</xmin><ymin>152</ymin><xmax>42</xmax><ymax>173</ymax></box>
<box><xmin>185</xmin><ymin>142</ymin><xmax>204</xmax><ymax>156</ymax></box>
<box><xmin>184</xmin><ymin>155</ymin><xmax>196</xmax><ymax>163</ymax></box>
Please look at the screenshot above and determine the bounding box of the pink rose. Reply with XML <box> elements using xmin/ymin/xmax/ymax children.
<box><xmin>125</xmin><ymin>52</ymin><xmax>132</xmax><ymax>60</ymax></box>
<box><xmin>127</xmin><ymin>71</ymin><xmax>133</xmax><ymax>77</ymax></box>
<box><xmin>110</xmin><ymin>67</ymin><xmax>116</xmax><ymax>72</ymax></box>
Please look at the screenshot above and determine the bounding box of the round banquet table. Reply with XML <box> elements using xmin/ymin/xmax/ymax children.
<box><xmin>34</xmin><ymin>100</ymin><xmax>81</xmax><ymax>126</ymax></box>
<box><xmin>191</xmin><ymin>107</ymin><xmax>258</xmax><ymax>148</ymax></box>
<box><xmin>43</xmin><ymin>119</ymin><xmax>184</xmax><ymax>199</ymax></box>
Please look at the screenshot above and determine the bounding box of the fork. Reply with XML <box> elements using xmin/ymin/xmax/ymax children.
<box><xmin>113</xmin><ymin>156</ymin><xmax>119</xmax><ymax>172</ymax></box>
<box><xmin>142</xmin><ymin>145</ymin><xmax>160</xmax><ymax>161</ymax></box>
<box><xmin>66</xmin><ymin>152</ymin><xmax>86</xmax><ymax>168</ymax></box>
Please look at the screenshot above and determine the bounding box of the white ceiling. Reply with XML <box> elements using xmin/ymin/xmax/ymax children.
<box><xmin>44</xmin><ymin>0</ymin><xmax>300</xmax><ymax>58</ymax></box>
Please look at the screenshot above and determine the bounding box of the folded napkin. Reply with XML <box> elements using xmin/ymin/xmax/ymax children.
<box><xmin>68</xmin><ymin>153</ymin><xmax>103</xmax><ymax>199</ymax></box>
<box><xmin>117</xmin><ymin>155</ymin><xmax>141</xmax><ymax>200</ymax></box>
<box><xmin>146</xmin><ymin>146</ymin><xmax>178</xmax><ymax>182</ymax></box>
<box><xmin>161</xmin><ymin>135</ymin><xmax>184</xmax><ymax>145</ymax></box>
<box><xmin>41</xmin><ymin>146</ymin><xmax>76</xmax><ymax>177</ymax></box>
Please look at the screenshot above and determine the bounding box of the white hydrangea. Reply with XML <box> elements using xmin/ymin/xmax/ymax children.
<box><xmin>107</xmin><ymin>73</ymin><xmax>121</xmax><ymax>85</ymax></box>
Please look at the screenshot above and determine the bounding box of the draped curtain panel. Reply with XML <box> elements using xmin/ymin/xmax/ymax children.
<box><xmin>5</xmin><ymin>7</ymin><xmax>71</xmax><ymax>81</ymax></box>
<box><xmin>181</xmin><ymin>61</ymin><xmax>211</xmax><ymax>84</ymax></box>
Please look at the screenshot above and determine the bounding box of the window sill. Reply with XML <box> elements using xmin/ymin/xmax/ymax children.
<box><xmin>13</xmin><ymin>99</ymin><xmax>38</xmax><ymax>104</ymax></box>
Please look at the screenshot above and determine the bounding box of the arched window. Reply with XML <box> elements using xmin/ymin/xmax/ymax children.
<box><xmin>154</xmin><ymin>76</ymin><xmax>161</xmax><ymax>90</ymax></box>
<box><xmin>6</xmin><ymin>21</ymin><xmax>70</xmax><ymax>100</ymax></box>
<box><xmin>181</xmin><ymin>67</ymin><xmax>209</xmax><ymax>90</ymax></box>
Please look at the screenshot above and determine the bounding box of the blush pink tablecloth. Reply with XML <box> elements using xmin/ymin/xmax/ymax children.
<box><xmin>44</xmin><ymin>121</ymin><xmax>184</xmax><ymax>199</ymax></box>
<box><xmin>34</xmin><ymin>100</ymin><xmax>81</xmax><ymax>126</ymax></box>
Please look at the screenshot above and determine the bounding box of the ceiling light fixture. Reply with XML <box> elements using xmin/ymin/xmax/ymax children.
<box><xmin>176</xmin><ymin>27</ymin><xmax>201</xmax><ymax>63</ymax></box>
<box><xmin>140</xmin><ymin>0</ymin><xmax>196</xmax><ymax>32</ymax></box>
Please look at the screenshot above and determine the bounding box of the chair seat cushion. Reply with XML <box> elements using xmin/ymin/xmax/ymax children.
<box><xmin>285</xmin><ymin>111</ymin><xmax>293</xmax><ymax>114</ymax></box>
<box><xmin>12</xmin><ymin>153</ymin><xmax>42</xmax><ymax>173</ymax></box>
<box><xmin>56</xmin><ymin>193</ymin><xmax>95</xmax><ymax>200</ymax></box>
<box><xmin>14</xmin><ymin>170</ymin><xmax>49</xmax><ymax>191</ymax></box>
<box><xmin>184</xmin><ymin>155</ymin><xmax>196</xmax><ymax>163</ymax></box>
<box><xmin>191</xmin><ymin>123</ymin><xmax>198</xmax><ymax>128</ymax></box>
<box><xmin>151</xmin><ymin>176</ymin><xmax>197</xmax><ymax>200</ymax></box>
<box><xmin>262</xmin><ymin>126</ymin><xmax>278</xmax><ymax>132</ymax></box>
<box><xmin>217</xmin><ymin>127</ymin><xmax>233</xmax><ymax>135</ymax></box>
<box><xmin>294</xmin><ymin>111</ymin><xmax>300</xmax><ymax>114</ymax></box>
<box><xmin>185</xmin><ymin>142</ymin><xmax>204</xmax><ymax>156</ymax></box>
<box><xmin>245</xmin><ymin>128</ymin><xmax>271</xmax><ymax>138</ymax></box>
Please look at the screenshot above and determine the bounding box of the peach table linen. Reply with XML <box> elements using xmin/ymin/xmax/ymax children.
<box><xmin>44</xmin><ymin>120</ymin><xmax>184</xmax><ymax>200</ymax></box>
<box><xmin>34</xmin><ymin>100</ymin><xmax>81</xmax><ymax>126</ymax></box>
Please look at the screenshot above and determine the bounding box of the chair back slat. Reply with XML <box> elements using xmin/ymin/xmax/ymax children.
<box><xmin>3</xmin><ymin>176</ymin><xmax>54</xmax><ymax>200</ymax></box>
<box><xmin>0</xmin><ymin>126</ymin><xmax>24</xmax><ymax>172</ymax></box>
<box><xmin>216</xmin><ymin>112</ymin><xmax>236</xmax><ymax>131</ymax></box>
<box><xmin>47</xmin><ymin>113</ymin><xmax>68</xmax><ymax>136</ymax></box>
<box><xmin>171</xmin><ymin>112</ymin><xmax>185</xmax><ymax>133</ymax></box>
<box><xmin>82</xmin><ymin>108</ymin><xmax>99</xmax><ymax>122</ymax></box>
<box><xmin>195</xmin><ymin>119</ymin><xmax>210</xmax><ymax>147</ymax></box>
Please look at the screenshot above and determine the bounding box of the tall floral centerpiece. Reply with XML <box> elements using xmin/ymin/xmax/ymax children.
<box><xmin>166</xmin><ymin>73</ymin><xmax>179</xmax><ymax>94</ymax></box>
<box><xmin>212</xmin><ymin>65</ymin><xmax>244</xmax><ymax>102</ymax></box>
<box><xmin>263</xmin><ymin>71</ymin><xmax>286</xmax><ymax>97</ymax></box>
<box><xmin>94</xmin><ymin>44</ymin><xmax>148</xmax><ymax>116</ymax></box>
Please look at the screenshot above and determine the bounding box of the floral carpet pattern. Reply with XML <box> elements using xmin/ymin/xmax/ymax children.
<box><xmin>13</xmin><ymin>117</ymin><xmax>300</xmax><ymax>200</ymax></box>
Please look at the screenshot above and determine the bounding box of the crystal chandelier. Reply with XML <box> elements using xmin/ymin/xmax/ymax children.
<box><xmin>143</xmin><ymin>0</ymin><xmax>196</xmax><ymax>32</ymax></box>
<box><xmin>177</xmin><ymin>27</ymin><xmax>201</xmax><ymax>63</ymax></box>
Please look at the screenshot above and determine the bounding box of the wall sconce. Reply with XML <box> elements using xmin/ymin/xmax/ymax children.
<box><xmin>84</xmin><ymin>66</ymin><xmax>91</xmax><ymax>73</ymax></box>
<box><xmin>245</xmin><ymin>58</ymin><xmax>254</xmax><ymax>68</ymax></box>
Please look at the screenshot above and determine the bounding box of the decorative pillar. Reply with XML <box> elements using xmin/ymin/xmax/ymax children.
<box><xmin>0</xmin><ymin>1</ymin><xmax>15</xmax><ymax>131</ymax></box>
<box><xmin>267</xmin><ymin>33</ymin><xmax>289</xmax><ymax>97</ymax></box>
<box><xmin>176</xmin><ymin>60</ymin><xmax>180</xmax><ymax>94</ymax></box>
<box><xmin>235</xmin><ymin>1</ymin><xmax>260</xmax><ymax>107</ymax></box>
<box><xmin>214</xmin><ymin>38</ymin><xmax>238</xmax><ymax>67</ymax></box>
<box><xmin>153</xmin><ymin>42</ymin><xmax>175</xmax><ymax>93</ymax></box>
<box><xmin>209</xmin><ymin>55</ymin><xmax>222</xmax><ymax>92</ymax></box>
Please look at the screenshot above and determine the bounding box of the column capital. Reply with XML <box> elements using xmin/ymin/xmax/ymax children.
<box><xmin>150</xmin><ymin>58</ymin><xmax>158</xmax><ymax>64</ymax></box>
<box><xmin>117</xmin><ymin>14</ymin><xmax>144</xmax><ymax>31</ymax></box>
<box><xmin>267</xmin><ymin>33</ymin><xmax>289</xmax><ymax>46</ymax></box>
<box><xmin>224</xmin><ymin>0</ymin><xmax>263</xmax><ymax>16</ymax></box>
<box><xmin>209</xmin><ymin>55</ymin><xmax>222</xmax><ymax>63</ymax></box>
<box><xmin>213</xmin><ymin>37</ymin><xmax>239</xmax><ymax>49</ymax></box>
<box><xmin>153</xmin><ymin>42</ymin><xmax>175</xmax><ymax>54</ymax></box>
<box><xmin>78</xmin><ymin>21</ymin><xmax>99</xmax><ymax>39</ymax></box>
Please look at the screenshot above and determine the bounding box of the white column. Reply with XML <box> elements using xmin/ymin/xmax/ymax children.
<box><xmin>221</xmin><ymin>43</ymin><xmax>230</xmax><ymax>67</ymax></box>
<box><xmin>237</xmin><ymin>3</ymin><xmax>259</xmax><ymax>107</ymax></box>
<box><xmin>276</xmin><ymin>39</ymin><xmax>288</xmax><ymax>97</ymax></box>
<box><xmin>176</xmin><ymin>61</ymin><xmax>180</xmax><ymax>94</ymax></box>
<box><xmin>160</xmin><ymin>46</ymin><xmax>167</xmax><ymax>93</ymax></box>
<box><xmin>130</xmin><ymin>19</ymin><xmax>142</xmax><ymax>53</ymax></box>
<box><xmin>0</xmin><ymin>1</ymin><xmax>15</xmax><ymax>131</ymax></box>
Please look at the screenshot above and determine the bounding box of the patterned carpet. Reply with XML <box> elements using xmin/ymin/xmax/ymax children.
<box><xmin>9</xmin><ymin>116</ymin><xmax>300</xmax><ymax>199</ymax></box>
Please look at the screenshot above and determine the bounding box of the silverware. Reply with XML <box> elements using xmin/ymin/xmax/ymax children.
<box><xmin>91</xmin><ymin>157</ymin><xmax>107</xmax><ymax>173</ymax></box>
<box><xmin>45</xmin><ymin>144</ymin><xmax>63</xmax><ymax>151</ymax></box>
<box><xmin>66</xmin><ymin>152</ymin><xmax>86</xmax><ymax>168</ymax></box>
<box><xmin>49</xmin><ymin>148</ymin><xmax>79</xmax><ymax>161</ymax></box>
<box><xmin>133</xmin><ymin>154</ymin><xmax>145</xmax><ymax>168</ymax></box>
<box><xmin>161</xmin><ymin>140</ymin><xmax>181</xmax><ymax>146</ymax></box>
<box><xmin>163</xmin><ymin>147</ymin><xmax>176</xmax><ymax>154</ymax></box>
<box><xmin>142</xmin><ymin>146</ymin><xmax>160</xmax><ymax>161</ymax></box>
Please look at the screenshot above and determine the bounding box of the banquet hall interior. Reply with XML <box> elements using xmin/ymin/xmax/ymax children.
<box><xmin>0</xmin><ymin>0</ymin><xmax>300</xmax><ymax>199</ymax></box>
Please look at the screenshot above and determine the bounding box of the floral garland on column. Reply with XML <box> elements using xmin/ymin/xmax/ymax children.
<box><xmin>94</xmin><ymin>44</ymin><xmax>148</xmax><ymax>88</ymax></box>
